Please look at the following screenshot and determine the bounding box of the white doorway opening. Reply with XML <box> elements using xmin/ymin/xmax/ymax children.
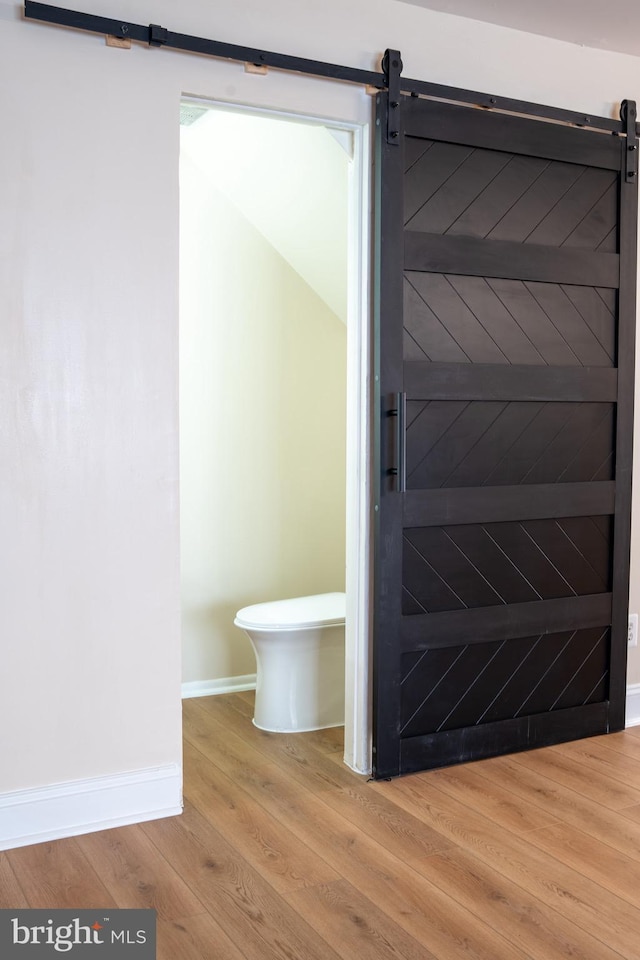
<box><xmin>179</xmin><ymin>98</ymin><xmax>371</xmax><ymax>774</ymax></box>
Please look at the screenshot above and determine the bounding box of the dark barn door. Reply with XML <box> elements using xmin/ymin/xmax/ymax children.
<box><xmin>373</xmin><ymin>91</ymin><xmax>637</xmax><ymax>778</ymax></box>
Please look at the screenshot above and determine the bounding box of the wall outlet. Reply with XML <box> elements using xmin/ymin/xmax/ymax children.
<box><xmin>629</xmin><ymin>614</ymin><xmax>638</xmax><ymax>647</ymax></box>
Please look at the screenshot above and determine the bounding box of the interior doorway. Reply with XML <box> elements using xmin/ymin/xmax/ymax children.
<box><xmin>178</xmin><ymin>99</ymin><xmax>371</xmax><ymax>773</ymax></box>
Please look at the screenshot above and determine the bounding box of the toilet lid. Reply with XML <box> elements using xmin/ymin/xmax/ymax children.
<box><xmin>234</xmin><ymin>592</ymin><xmax>346</xmax><ymax>630</ymax></box>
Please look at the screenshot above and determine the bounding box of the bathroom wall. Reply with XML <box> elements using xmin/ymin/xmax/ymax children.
<box><xmin>179</xmin><ymin>150</ymin><xmax>347</xmax><ymax>685</ymax></box>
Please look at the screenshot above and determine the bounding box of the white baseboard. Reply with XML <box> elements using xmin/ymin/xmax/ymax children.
<box><xmin>0</xmin><ymin>764</ymin><xmax>182</xmax><ymax>852</ymax></box>
<box><xmin>626</xmin><ymin>683</ymin><xmax>640</xmax><ymax>727</ymax></box>
<box><xmin>181</xmin><ymin>673</ymin><xmax>256</xmax><ymax>699</ymax></box>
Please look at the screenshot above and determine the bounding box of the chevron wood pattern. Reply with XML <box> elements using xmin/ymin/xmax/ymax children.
<box><xmin>404</xmin><ymin>274</ymin><xmax>615</xmax><ymax>366</ymax></box>
<box><xmin>402</xmin><ymin>516</ymin><xmax>611</xmax><ymax>615</ymax></box>
<box><xmin>406</xmin><ymin>400</ymin><xmax>614</xmax><ymax>488</ymax></box>
<box><xmin>400</xmin><ymin>627</ymin><xmax>610</xmax><ymax>737</ymax></box>
<box><xmin>404</xmin><ymin>141</ymin><xmax>618</xmax><ymax>252</ymax></box>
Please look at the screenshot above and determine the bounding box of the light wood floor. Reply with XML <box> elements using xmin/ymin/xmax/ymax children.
<box><xmin>3</xmin><ymin>693</ymin><xmax>640</xmax><ymax>959</ymax></box>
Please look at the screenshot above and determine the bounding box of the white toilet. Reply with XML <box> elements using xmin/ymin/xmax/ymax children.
<box><xmin>234</xmin><ymin>592</ymin><xmax>346</xmax><ymax>733</ymax></box>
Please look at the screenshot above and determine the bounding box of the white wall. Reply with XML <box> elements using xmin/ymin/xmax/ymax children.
<box><xmin>0</xmin><ymin>4</ymin><xmax>184</xmax><ymax>797</ymax></box>
<box><xmin>180</xmin><ymin>151</ymin><xmax>347</xmax><ymax>684</ymax></box>
<box><xmin>2</xmin><ymin>0</ymin><xmax>640</xmax><ymax>823</ymax></box>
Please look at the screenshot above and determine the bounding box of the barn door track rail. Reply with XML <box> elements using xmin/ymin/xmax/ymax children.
<box><xmin>24</xmin><ymin>1</ymin><xmax>639</xmax><ymax>146</ymax></box>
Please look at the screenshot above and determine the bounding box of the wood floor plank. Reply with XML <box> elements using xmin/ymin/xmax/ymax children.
<box><xmin>371</xmin><ymin>770</ymin><xmax>518</xmax><ymax>852</ymax></box>
<box><xmin>422</xmin><ymin>763</ymin><xmax>562</xmax><ymax>833</ymax></box>
<box><xmin>625</xmin><ymin>726</ymin><xmax>640</xmax><ymax>737</ymax></box>
<box><xmin>470</xmin><ymin>753</ymin><xmax>640</xmax><ymax>857</ymax></box>
<box><xmin>183</xmin><ymin>697</ymin><xmax>277</xmax><ymax>784</ymax></box>
<box><xmin>587</xmin><ymin>729</ymin><xmax>640</xmax><ymax>762</ymax></box>
<box><xmin>76</xmin><ymin>824</ymin><xmax>205</xmax><ymax>919</ymax></box>
<box><xmin>378</xmin><ymin>773</ymin><xmax>640</xmax><ymax>959</ymax></box>
<box><xmin>288</xmin><ymin>879</ymin><xmax>438</xmax><ymax>960</ymax></box>
<box><xmin>141</xmin><ymin>802</ymin><xmax>341</xmax><ymax>960</ymax></box>
<box><xmin>0</xmin><ymin>852</ymin><xmax>29</xmax><ymax>908</ymax></box>
<box><xmin>235</xmin><ymin>688</ymin><xmax>255</xmax><ymax>703</ymax></box>
<box><xmin>318</xmin><ymin>779</ymin><xmax>454</xmax><ymax>865</ymax></box>
<box><xmin>226</xmin><ymin>691</ymin><xmax>255</xmax><ymax>718</ymax></box>
<box><xmin>415</xmin><ymin>847</ymin><xmax>624</xmax><ymax>960</ymax></box>
<box><xmin>157</xmin><ymin>914</ymin><xmax>248</xmax><ymax>960</ymax></box>
<box><xmin>525</xmin><ymin>822</ymin><xmax>640</xmax><ymax>908</ymax></box>
<box><xmin>6</xmin><ymin>837</ymin><xmax>117</xmax><ymax>909</ymax></box>
<box><xmin>299</xmin><ymin>724</ymin><xmax>346</xmax><ymax>755</ymax></box>
<box><xmin>184</xmin><ymin>740</ymin><xmax>340</xmax><ymax>892</ymax></box>
<box><xmin>505</xmin><ymin>741</ymin><xmax>640</xmax><ymax>809</ymax></box>
<box><xmin>618</xmin><ymin>802</ymin><xmax>640</xmax><ymax>823</ymax></box>
<box><xmin>187</xmin><ymin>696</ymin><xmax>360</xmax><ymax>792</ymax></box>
<box><xmin>184</xmin><ymin>698</ymin><xmax>363</xmax><ymax>826</ymax></box>
<box><xmin>187</xmin><ymin>728</ymin><xmax>449</xmax><ymax>874</ymax></box>
<box><xmin>549</xmin><ymin>735</ymin><xmax>640</xmax><ymax>791</ymax></box>
<box><xmin>187</xmin><ymin>744</ymin><xmax>531</xmax><ymax>960</ymax></box>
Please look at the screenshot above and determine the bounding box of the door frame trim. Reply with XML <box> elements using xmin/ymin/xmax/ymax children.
<box><xmin>343</xmin><ymin>114</ymin><xmax>372</xmax><ymax>775</ymax></box>
<box><xmin>180</xmin><ymin>94</ymin><xmax>373</xmax><ymax>775</ymax></box>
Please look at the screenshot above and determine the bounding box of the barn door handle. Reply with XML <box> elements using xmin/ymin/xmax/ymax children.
<box><xmin>387</xmin><ymin>392</ymin><xmax>406</xmax><ymax>492</ymax></box>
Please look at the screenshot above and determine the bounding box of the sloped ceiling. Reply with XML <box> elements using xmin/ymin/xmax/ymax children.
<box><xmin>398</xmin><ymin>0</ymin><xmax>640</xmax><ymax>57</ymax></box>
<box><xmin>180</xmin><ymin>107</ymin><xmax>350</xmax><ymax>323</ymax></box>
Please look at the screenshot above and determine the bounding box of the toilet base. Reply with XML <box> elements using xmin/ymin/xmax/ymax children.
<box><xmin>252</xmin><ymin>717</ymin><xmax>344</xmax><ymax>734</ymax></box>
<box><xmin>249</xmin><ymin>623</ymin><xmax>345</xmax><ymax>733</ymax></box>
